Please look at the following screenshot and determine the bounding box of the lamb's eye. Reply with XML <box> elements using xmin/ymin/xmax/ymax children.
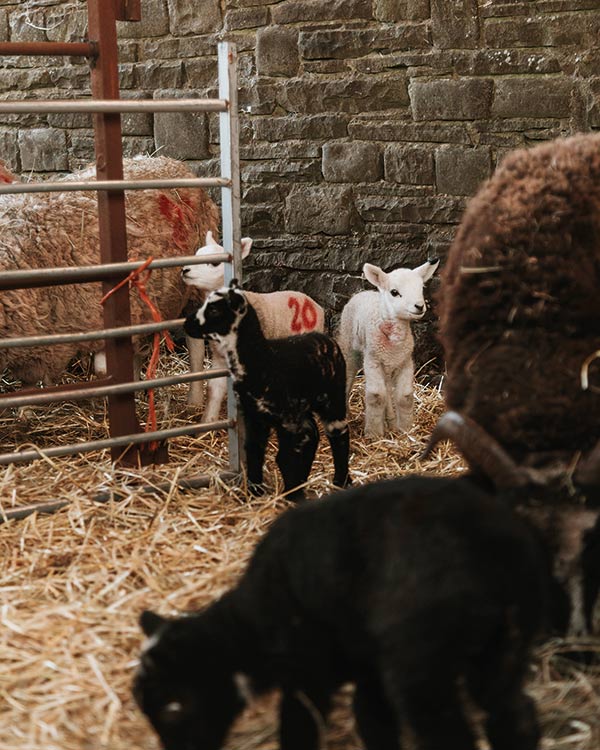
<box><xmin>207</xmin><ymin>307</ymin><xmax>220</xmax><ymax>317</ymax></box>
<box><xmin>209</xmin><ymin>262</ymin><xmax>220</xmax><ymax>268</ymax></box>
<box><xmin>390</xmin><ymin>289</ymin><xmax>401</xmax><ymax>297</ymax></box>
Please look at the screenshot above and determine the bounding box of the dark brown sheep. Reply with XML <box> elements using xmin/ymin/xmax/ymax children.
<box><xmin>436</xmin><ymin>133</ymin><xmax>600</xmax><ymax>479</ymax></box>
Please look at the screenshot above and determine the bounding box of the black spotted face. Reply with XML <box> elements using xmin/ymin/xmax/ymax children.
<box><xmin>133</xmin><ymin>611</ymin><xmax>246</xmax><ymax>750</ymax></box>
<box><xmin>184</xmin><ymin>286</ymin><xmax>247</xmax><ymax>341</ymax></box>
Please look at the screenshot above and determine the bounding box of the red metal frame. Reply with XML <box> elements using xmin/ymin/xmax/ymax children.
<box><xmin>0</xmin><ymin>2</ymin><xmax>163</xmax><ymax>466</ymax></box>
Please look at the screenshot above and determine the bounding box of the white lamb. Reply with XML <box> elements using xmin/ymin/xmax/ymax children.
<box><xmin>338</xmin><ymin>258</ymin><xmax>439</xmax><ymax>436</ymax></box>
<box><xmin>182</xmin><ymin>232</ymin><xmax>325</xmax><ymax>421</ymax></box>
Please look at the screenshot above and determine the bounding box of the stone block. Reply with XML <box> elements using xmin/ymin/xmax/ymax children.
<box><xmin>256</xmin><ymin>26</ymin><xmax>299</xmax><ymax>77</ymax></box>
<box><xmin>410</xmin><ymin>78</ymin><xmax>493</xmax><ymax>120</ymax></box>
<box><xmin>9</xmin><ymin>9</ymin><xmax>46</xmax><ymax>42</ymax></box>
<box><xmin>435</xmin><ymin>145</ymin><xmax>491</xmax><ymax>196</ymax></box>
<box><xmin>225</xmin><ymin>7</ymin><xmax>270</xmax><ymax>30</ymax></box>
<box><xmin>492</xmin><ymin>77</ymin><xmax>573</xmax><ymax>118</ymax></box>
<box><xmin>184</xmin><ymin>58</ymin><xmax>219</xmax><ymax>90</ymax></box>
<box><xmin>167</xmin><ymin>0</ymin><xmax>221</xmax><ymax>35</ymax></box>
<box><xmin>349</xmin><ymin>120</ymin><xmax>470</xmax><ymax>143</ymax></box>
<box><xmin>374</xmin><ymin>0</ymin><xmax>430</xmax><ymax>21</ymax></box>
<box><xmin>122</xmin><ymin>137</ymin><xmax>156</xmax><ymax>157</ymax></box>
<box><xmin>48</xmin><ymin>112</ymin><xmax>91</xmax><ymax>129</ymax></box>
<box><xmin>272</xmin><ymin>0</ymin><xmax>372</xmax><ymax>24</ymax></box>
<box><xmin>323</xmin><ymin>142</ymin><xmax>382</xmax><ymax>182</ymax></box>
<box><xmin>153</xmin><ymin>90</ymin><xmax>210</xmax><ymax>160</ymax></box>
<box><xmin>279</xmin><ymin>76</ymin><xmax>409</xmax><ymax>115</ymax></box>
<box><xmin>117</xmin><ymin>0</ymin><xmax>169</xmax><ymax>38</ymax></box>
<box><xmin>254</xmin><ymin>114</ymin><xmax>348</xmax><ymax>142</ymax></box>
<box><xmin>300</xmin><ymin>25</ymin><xmax>430</xmax><ymax>60</ymax></box>
<box><xmin>384</xmin><ymin>145</ymin><xmax>434</xmax><ymax>185</ymax></box>
<box><xmin>19</xmin><ymin>128</ymin><xmax>68</xmax><ymax>172</ymax></box>
<box><xmin>134</xmin><ymin>61</ymin><xmax>183</xmax><ymax>90</ymax></box>
<box><xmin>0</xmin><ymin>128</ymin><xmax>19</xmax><ymax>171</ymax></box>
<box><xmin>285</xmin><ymin>185</ymin><xmax>363</xmax><ymax>235</ymax></box>
<box><xmin>431</xmin><ymin>0</ymin><xmax>479</xmax><ymax>49</ymax></box>
<box><xmin>0</xmin><ymin>9</ymin><xmax>7</xmax><ymax>41</ymax></box>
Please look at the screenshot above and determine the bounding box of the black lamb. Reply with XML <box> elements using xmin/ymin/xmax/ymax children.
<box><xmin>184</xmin><ymin>281</ymin><xmax>351</xmax><ymax>499</ymax></box>
<box><xmin>134</xmin><ymin>475</ymin><xmax>573</xmax><ymax>750</ymax></box>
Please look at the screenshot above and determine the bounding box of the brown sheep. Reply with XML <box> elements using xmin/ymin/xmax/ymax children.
<box><xmin>436</xmin><ymin>133</ymin><xmax>600</xmax><ymax>475</ymax></box>
<box><xmin>0</xmin><ymin>155</ymin><xmax>218</xmax><ymax>385</ymax></box>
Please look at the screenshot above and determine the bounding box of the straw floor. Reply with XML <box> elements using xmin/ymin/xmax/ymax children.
<box><xmin>1</xmin><ymin>353</ymin><xmax>599</xmax><ymax>750</ymax></box>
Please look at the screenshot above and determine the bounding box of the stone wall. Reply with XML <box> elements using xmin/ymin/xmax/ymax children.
<box><xmin>1</xmin><ymin>0</ymin><xmax>599</xmax><ymax>372</ymax></box>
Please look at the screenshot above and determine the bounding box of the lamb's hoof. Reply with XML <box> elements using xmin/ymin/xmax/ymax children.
<box><xmin>285</xmin><ymin>488</ymin><xmax>307</xmax><ymax>503</ymax></box>
<box><xmin>333</xmin><ymin>474</ymin><xmax>352</xmax><ymax>489</ymax></box>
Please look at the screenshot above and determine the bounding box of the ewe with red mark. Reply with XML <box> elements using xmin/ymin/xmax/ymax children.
<box><xmin>182</xmin><ymin>232</ymin><xmax>324</xmax><ymax>421</ymax></box>
<box><xmin>0</xmin><ymin>155</ymin><xmax>218</xmax><ymax>385</ymax></box>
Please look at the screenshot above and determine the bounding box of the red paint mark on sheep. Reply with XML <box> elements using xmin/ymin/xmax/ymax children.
<box><xmin>158</xmin><ymin>193</ymin><xmax>193</xmax><ymax>252</ymax></box>
<box><xmin>288</xmin><ymin>297</ymin><xmax>318</xmax><ymax>332</ymax></box>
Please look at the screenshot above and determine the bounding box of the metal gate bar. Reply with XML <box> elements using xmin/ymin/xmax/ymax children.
<box><xmin>0</xmin><ymin>3</ymin><xmax>242</xmax><ymax>476</ymax></box>
<box><xmin>0</xmin><ymin>99</ymin><xmax>227</xmax><ymax>113</ymax></box>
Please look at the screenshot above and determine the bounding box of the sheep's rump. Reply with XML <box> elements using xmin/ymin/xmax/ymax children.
<box><xmin>438</xmin><ymin>133</ymin><xmax>600</xmax><ymax>460</ymax></box>
<box><xmin>0</xmin><ymin>155</ymin><xmax>219</xmax><ymax>384</ymax></box>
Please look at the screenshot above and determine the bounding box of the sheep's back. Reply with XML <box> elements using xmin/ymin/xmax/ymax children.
<box><xmin>438</xmin><ymin>133</ymin><xmax>600</xmax><ymax>458</ymax></box>
<box><xmin>0</xmin><ymin>155</ymin><xmax>219</xmax><ymax>384</ymax></box>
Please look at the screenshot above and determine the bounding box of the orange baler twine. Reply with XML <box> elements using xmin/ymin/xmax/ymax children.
<box><xmin>100</xmin><ymin>257</ymin><xmax>175</xmax><ymax>446</ymax></box>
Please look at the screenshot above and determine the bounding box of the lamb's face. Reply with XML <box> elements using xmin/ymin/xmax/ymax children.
<box><xmin>133</xmin><ymin>611</ymin><xmax>245</xmax><ymax>750</ymax></box>
<box><xmin>364</xmin><ymin>259</ymin><xmax>440</xmax><ymax>321</ymax></box>
<box><xmin>181</xmin><ymin>232</ymin><xmax>252</xmax><ymax>292</ymax></box>
<box><xmin>184</xmin><ymin>285</ymin><xmax>247</xmax><ymax>342</ymax></box>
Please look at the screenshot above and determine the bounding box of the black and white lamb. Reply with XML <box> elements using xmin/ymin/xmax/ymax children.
<box><xmin>183</xmin><ymin>281</ymin><xmax>350</xmax><ymax>499</ymax></box>
<box><xmin>134</xmin><ymin>475</ymin><xmax>575</xmax><ymax>750</ymax></box>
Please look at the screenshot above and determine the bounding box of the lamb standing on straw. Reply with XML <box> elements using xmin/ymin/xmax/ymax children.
<box><xmin>181</xmin><ymin>231</ymin><xmax>325</xmax><ymax>420</ymax></box>
<box><xmin>0</xmin><ymin>155</ymin><xmax>218</xmax><ymax>385</ymax></box>
<box><xmin>338</xmin><ymin>258</ymin><xmax>439</xmax><ymax>436</ymax></box>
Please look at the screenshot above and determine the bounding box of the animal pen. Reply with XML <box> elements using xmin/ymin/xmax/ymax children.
<box><xmin>0</xmin><ymin>1</ymin><xmax>243</xmax><ymax>522</ymax></box>
<box><xmin>0</xmin><ymin>4</ymin><xmax>599</xmax><ymax>750</ymax></box>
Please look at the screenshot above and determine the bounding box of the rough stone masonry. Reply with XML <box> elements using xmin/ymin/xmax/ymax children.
<box><xmin>1</xmin><ymin>0</ymin><xmax>598</xmax><ymax>374</ymax></box>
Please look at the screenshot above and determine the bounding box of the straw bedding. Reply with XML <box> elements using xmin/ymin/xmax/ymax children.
<box><xmin>1</xmin><ymin>353</ymin><xmax>599</xmax><ymax>750</ymax></box>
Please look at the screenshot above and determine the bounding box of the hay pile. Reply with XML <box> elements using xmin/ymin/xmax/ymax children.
<box><xmin>0</xmin><ymin>356</ymin><xmax>599</xmax><ymax>750</ymax></box>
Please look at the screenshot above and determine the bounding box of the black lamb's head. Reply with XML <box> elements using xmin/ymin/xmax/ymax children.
<box><xmin>133</xmin><ymin>610</ymin><xmax>246</xmax><ymax>750</ymax></box>
<box><xmin>184</xmin><ymin>280</ymin><xmax>248</xmax><ymax>341</ymax></box>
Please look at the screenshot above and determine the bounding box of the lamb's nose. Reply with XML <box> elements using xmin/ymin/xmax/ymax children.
<box><xmin>414</xmin><ymin>303</ymin><xmax>424</xmax><ymax>313</ymax></box>
<box><xmin>181</xmin><ymin>267</ymin><xmax>190</xmax><ymax>276</ymax></box>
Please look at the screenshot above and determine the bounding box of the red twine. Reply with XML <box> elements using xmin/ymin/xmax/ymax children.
<box><xmin>101</xmin><ymin>257</ymin><xmax>175</xmax><ymax>446</ymax></box>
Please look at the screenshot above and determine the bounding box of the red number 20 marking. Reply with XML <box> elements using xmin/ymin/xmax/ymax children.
<box><xmin>288</xmin><ymin>296</ymin><xmax>318</xmax><ymax>333</ymax></box>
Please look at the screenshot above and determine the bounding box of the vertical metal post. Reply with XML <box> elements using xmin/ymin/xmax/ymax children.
<box><xmin>87</xmin><ymin>0</ymin><xmax>148</xmax><ymax>466</ymax></box>
<box><xmin>218</xmin><ymin>43</ymin><xmax>243</xmax><ymax>473</ymax></box>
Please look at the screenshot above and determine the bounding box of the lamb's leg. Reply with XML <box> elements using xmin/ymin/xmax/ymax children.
<box><xmin>483</xmin><ymin>690</ymin><xmax>540</xmax><ymax>750</ymax></box>
<box><xmin>279</xmin><ymin>687</ymin><xmax>332</xmax><ymax>750</ymax></box>
<box><xmin>275</xmin><ymin>420</ymin><xmax>319</xmax><ymax>500</ymax></box>
<box><xmin>363</xmin><ymin>358</ymin><xmax>387</xmax><ymax>436</ymax></box>
<box><xmin>203</xmin><ymin>347</ymin><xmax>228</xmax><ymax>422</ymax></box>
<box><xmin>401</xmin><ymin>679</ymin><xmax>477</xmax><ymax>750</ymax></box>
<box><xmin>344</xmin><ymin>349</ymin><xmax>361</xmax><ymax>404</ymax></box>
<box><xmin>353</xmin><ymin>679</ymin><xmax>400</xmax><ymax>750</ymax></box>
<box><xmin>392</xmin><ymin>363</ymin><xmax>414</xmax><ymax>432</ymax></box>
<box><xmin>244</xmin><ymin>414</ymin><xmax>271</xmax><ymax>496</ymax></box>
<box><xmin>186</xmin><ymin>335</ymin><xmax>205</xmax><ymax>409</ymax></box>
<box><xmin>323</xmin><ymin>419</ymin><xmax>351</xmax><ymax>488</ymax></box>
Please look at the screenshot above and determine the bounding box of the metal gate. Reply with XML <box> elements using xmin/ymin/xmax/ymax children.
<box><xmin>0</xmin><ymin>1</ymin><xmax>242</xmax><ymax>519</ymax></box>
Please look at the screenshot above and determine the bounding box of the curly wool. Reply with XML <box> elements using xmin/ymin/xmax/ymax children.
<box><xmin>438</xmin><ymin>133</ymin><xmax>600</xmax><ymax>460</ymax></box>
<box><xmin>0</xmin><ymin>155</ymin><xmax>218</xmax><ymax>385</ymax></box>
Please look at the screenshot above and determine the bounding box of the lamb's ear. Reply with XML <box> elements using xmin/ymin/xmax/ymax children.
<box><xmin>140</xmin><ymin>610</ymin><xmax>167</xmax><ymax>637</ymax></box>
<box><xmin>363</xmin><ymin>262</ymin><xmax>386</xmax><ymax>290</ymax></box>
<box><xmin>240</xmin><ymin>238</ymin><xmax>253</xmax><ymax>259</ymax></box>
<box><xmin>228</xmin><ymin>286</ymin><xmax>247</xmax><ymax>311</ymax></box>
<box><xmin>415</xmin><ymin>257</ymin><xmax>440</xmax><ymax>283</ymax></box>
<box><xmin>206</xmin><ymin>230</ymin><xmax>218</xmax><ymax>246</ymax></box>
